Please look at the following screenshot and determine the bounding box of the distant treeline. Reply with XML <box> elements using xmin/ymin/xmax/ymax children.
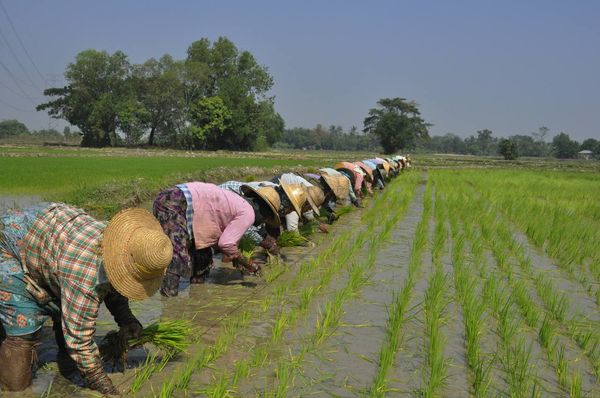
<box><xmin>416</xmin><ymin>128</ymin><xmax>600</xmax><ymax>159</ymax></box>
<box><xmin>275</xmin><ymin>125</ymin><xmax>381</xmax><ymax>151</ymax></box>
<box><xmin>0</xmin><ymin>119</ymin><xmax>80</xmax><ymax>145</ymax></box>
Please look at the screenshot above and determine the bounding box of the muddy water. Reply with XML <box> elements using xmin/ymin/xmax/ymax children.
<box><xmin>0</xmin><ymin>195</ymin><xmax>42</xmax><ymax>212</ymax></box>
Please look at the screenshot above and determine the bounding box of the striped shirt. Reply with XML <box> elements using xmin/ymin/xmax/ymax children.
<box><xmin>23</xmin><ymin>203</ymin><xmax>109</xmax><ymax>374</ymax></box>
<box><xmin>176</xmin><ymin>184</ymin><xmax>194</xmax><ymax>237</ymax></box>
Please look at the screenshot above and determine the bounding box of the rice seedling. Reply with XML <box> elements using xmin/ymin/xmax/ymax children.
<box><xmin>277</xmin><ymin>230</ymin><xmax>310</xmax><ymax>247</ymax></box>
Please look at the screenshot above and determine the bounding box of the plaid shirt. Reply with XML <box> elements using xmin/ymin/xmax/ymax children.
<box><xmin>218</xmin><ymin>181</ymin><xmax>264</xmax><ymax>244</ymax></box>
<box><xmin>23</xmin><ymin>203</ymin><xmax>109</xmax><ymax>373</ymax></box>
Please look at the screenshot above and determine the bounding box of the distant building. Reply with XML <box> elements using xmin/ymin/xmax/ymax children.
<box><xmin>578</xmin><ymin>150</ymin><xmax>593</xmax><ymax>160</ymax></box>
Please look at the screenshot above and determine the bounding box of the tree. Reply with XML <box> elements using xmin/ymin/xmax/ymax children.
<box><xmin>37</xmin><ymin>50</ymin><xmax>133</xmax><ymax>147</ymax></box>
<box><xmin>363</xmin><ymin>97</ymin><xmax>430</xmax><ymax>154</ymax></box>
<box><xmin>581</xmin><ymin>138</ymin><xmax>598</xmax><ymax>151</ymax></box>
<box><xmin>0</xmin><ymin>119</ymin><xmax>29</xmax><ymax>138</ymax></box>
<box><xmin>552</xmin><ymin>133</ymin><xmax>580</xmax><ymax>159</ymax></box>
<box><xmin>189</xmin><ymin>96</ymin><xmax>231</xmax><ymax>148</ymax></box>
<box><xmin>499</xmin><ymin>138</ymin><xmax>518</xmax><ymax>160</ymax></box>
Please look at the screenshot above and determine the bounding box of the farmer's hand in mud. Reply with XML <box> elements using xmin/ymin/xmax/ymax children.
<box><xmin>119</xmin><ymin>320</ymin><xmax>143</xmax><ymax>349</ymax></box>
<box><xmin>84</xmin><ymin>366</ymin><xmax>119</xmax><ymax>395</ymax></box>
<box><xmin>259</xmin><ymin>235</ymin><xmax>280</xmax><ymax>255</ymax></box>
<box><xmin>318</xmin><ymin>223</ymin><xmax>330</xmax><ymax>233</ymax></box>
<box><xmin>233</xmin><ymin>256</ymin><xmax>261</xmax><ymax>276</ymax></box>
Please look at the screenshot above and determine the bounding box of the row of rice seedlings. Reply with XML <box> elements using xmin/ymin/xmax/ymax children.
<box><xmin>152</xmin><ymin>176</ymin><xmax>419</xmax><ymax>396</ymax></box>
<box><xmin>461</xmin><ymin>170</ymin><xmax>600</xmax><ymax>307</ymax></box>
<box><xmin>469</xmin><ymin>197</ymin><xmax>584</xmax><ymax>395</ymax></box>
<box><xmin>442</xmin><ymin>179</ymin><xmax>539</xmax><ymax>397</ymax></box>
<box><xmin>370</xmin><ymin>179</ymin><xmax>433</xmax><ymax>397</ymax></box>
<box><xmin>444</xmin><ymin>175</ymin><xmax>594</xmax><ymax>396</ymax></box>
<box><xmin>212</xmin><ymin>180</ymin><xmax>419</xmax><ymax>395</ymax></box>
<box><xmin>419</xmin><ymin>184</ymin><xmax>450</xmax><ymax>397</ymax></box>
<box><xmin>451</xmin><ymin>174</ymin><xmax>599</xmax><ymax>385</ymax></box>
<box><xmin>438</xmin><ymin>179</ymin><xmax>495</xmax><ymax>397</ymax></box>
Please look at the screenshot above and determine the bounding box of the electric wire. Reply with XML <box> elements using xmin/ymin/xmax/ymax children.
<box><xmin>0</xmin><ymin>23</ymin><xmax>39</xmax><ymax>91</ymax></box>
<box><xmin>0</xmin><ymin>0</ymin><xmax>46</xmax><ymax>84</ymax></box>
<box><xmin>0</xmin><ymin>58</ymin><xmax>36</xmax><ymax>105</ymax></box>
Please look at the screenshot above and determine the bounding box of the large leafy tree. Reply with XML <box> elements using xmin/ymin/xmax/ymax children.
<box><xmin>552</xmin><ymin>133</ymin><xmax>580</xmax><ymax>159</ymax></box>
<box><xmin>363</xmin><ymin>97</ymin><xmax>430</xmax><ymax>154</ymax></box>
<box><xmin>37</xmin><ymin>50</ymin><xmax>133</xmax><ymax>147</ymax></box>
<box><xmin>186</xmin><ymin>37</ymin><xmax>276</xmax><ymax>150</ymax></box>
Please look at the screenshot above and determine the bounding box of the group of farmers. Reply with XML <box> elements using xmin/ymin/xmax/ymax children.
<box><xmin>0</xmin><ymin>155</ymin><xmax>410</xmax><ymax>394</ymax></box>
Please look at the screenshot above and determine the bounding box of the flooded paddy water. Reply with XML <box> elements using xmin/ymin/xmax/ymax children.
<box><xmin>3</xmin><ymin>169</ymin><xmax>600</xmax><ymax>397</ymax></box>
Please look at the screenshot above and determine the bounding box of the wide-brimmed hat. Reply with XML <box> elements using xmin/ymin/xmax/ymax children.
<box><xmin>241</xmin><ymin>185</ymin><xmax>281</xmax><ymax>226</ymax></box>
<box><xmin>319</xmin><ymin>174</ymin><xmax>349</xmax><ymax>201</ymax></box>
<box><xmin>279</xmin><ymin>181</ymin><xmax>307</xmax><ymax>217</ymax></box>
<box><xmin>306</xmin><ymin>186</ymin><xmax>324</xmax><ymax>216</ymax></box>
<box><xmin>102</xmin><ymin>208</ymin><xmax>173</xmax><ymax>301</ymax></box>
<box><xmin>354</xmin><ymin>161</ymin><xmax>373</xmax><ymax>182</ymax></box>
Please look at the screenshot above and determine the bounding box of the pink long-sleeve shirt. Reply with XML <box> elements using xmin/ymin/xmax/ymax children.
<box><xmin>185</xmin><ymin>182</ymin><xmax>254</xmax><ymax>258</ymax></box>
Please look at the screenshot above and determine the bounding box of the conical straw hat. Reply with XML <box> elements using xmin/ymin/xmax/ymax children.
<box><xmin>306</xmin><ymin>186</ymin><xmax>324</xmax><ymax>216</ymax></box>
<box><xmin>102</xmin><ymin>208</ymin><xmax>173</xmax><ymax>301</ymax></box>
<box><xmin>354</xmin><ymin>161</ymin><xmax>373</xmax><ymax>182</ymax></box>
<box><xmin>319</xmin><ymin>174</ymin><xmax>349</xmax><ymax>201</ymax></box>
<box><xmin>279</xmin><ymin>181</ymin><xmax>306</xmax><ymax>217</ymax></box>
<box><xmin>241</xmin><ymin>185</ymin><xmax>281</xmax><ymax>226</ymax></box>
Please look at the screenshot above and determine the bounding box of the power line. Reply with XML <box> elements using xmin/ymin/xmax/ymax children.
<box><xmin>0</xmin><ymin>97</ymin><xmax>35</xmax><ymax>113</ymax></box>
<box><xmin>0</xmin><ymin>58</ymin><xmax>36</xmax><ymax>105</ymax></box>
<box><xmin>0</xmin><ymin>24</ymin><xmax>40</xmax><ymax>91</ymax></box>
<box><xmin>0</xmin><ymin>0</ymin><xmax>46</xmax><ymax>85</ymax></box>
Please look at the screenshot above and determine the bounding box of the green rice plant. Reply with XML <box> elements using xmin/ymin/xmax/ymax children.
<box><xmin>335</xmin><ymin>205</ymin><xmax>354</xmax><ymax>217</ymax></box>
<box><xmin>538</xmin><ymin>316</ymin><xmax>554</xmax><ymax>354</ymax></box>
<box><xmin>238</xmin><ymin>235</ymin><xmax>257</xmax><ymax>261</ymax></box>
<box><xmin>277</xmin><ymin>230</ymin><xmax>309</xmax><ymax>247</ymax></box>
<box><xmin>510</xmin><ymin>280</ymin><xmax>539</xmax><ymax>327</ymax></box>
<box><xmin>299</xmin><ymin>220</ymin><xmax>318</xmax><ymax>237</ymax></box>
<box><xmin>556</xmin><ymin>345</ymin><xmax>569</xmax><ymax>389</ymax></box>
<box><xmin>499</xmin><ymin>338</ymin><xmax>535</xmax><ymax>397</ymax></box>
<box><xmin>131</xmin><ymin>350</ymin><xmax>173</xmax><ymax>393</ymax></box>
<box><xmin>129</xmin><ymin>319</ymin><xmax>193</xmax><ymax>353</ymax></box>
<box><xmin>570</xmin><ymin>371</ymin><xmax>582</xmax><ymax>398</ymax></box>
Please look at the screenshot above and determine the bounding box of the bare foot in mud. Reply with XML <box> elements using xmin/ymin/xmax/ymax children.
<box><xmin>190</xmin><ymin>276</ymin><xmax>206</xmax><ymax>284</ymax></box>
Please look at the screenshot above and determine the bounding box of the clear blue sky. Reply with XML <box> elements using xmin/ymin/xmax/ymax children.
<box><xmin>1</xmin><ymin>0</ymin><xmax>599</xmax><ymax>141</ymax></box>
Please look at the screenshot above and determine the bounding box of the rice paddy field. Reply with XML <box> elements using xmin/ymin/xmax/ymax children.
<box><xmin>2</xmin><ymin>146</ymin><xmax>600</xmax><ymax>397</ymax></box>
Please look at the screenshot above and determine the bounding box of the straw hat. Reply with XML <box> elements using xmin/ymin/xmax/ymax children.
<box><xmin>319</xmin><ymin>174</ymin><xmax>349</xmax><ymax>201</ymax></box>
<box><xmin>279</xmin><ymin>181</ymin><xmax>307</xmax><ymax>217</ymax></box>
<box><xmin>354</xmin><ymin>161</ymin><xmax>373</xmax><ymax>183</ymax></box>
<box><xmin>241</xmin><ymin>185</ymin><xmax>281</xmax><ymax>226</ymax></box>
<box><xmin>102</xmin><ymin>208</ymin><xmax>173</xmax><ymax>301</ymax></box>
<box><xmin>306</xmin><ymin>186</ymin><xmax>324</xmax><ymax>216</ymax></box>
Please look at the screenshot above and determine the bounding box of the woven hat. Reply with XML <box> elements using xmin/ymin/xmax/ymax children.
<box><xmin>319</xmin><ymin>174</ymin><xmax>349</xmax><ymax>201</ymax></box>
<box><xmin>306</xmin><ymin>186</ymin><xmax>324</xmax><ymax>216</ymax></box>
<box><xmin>241</xmin><ymin>185</ymin><xmax>281</xmax><ymax>226</ymax></box>
<box><xmin>279</xmin><ymin>181</ymin><xmax>307</xmax><ymax>217</ymax></box>
<box><xmin>102</xmin><ymin>208</ymin><xmax>173</xmax><ymax>301</ymax></box>
<box><xmin>354</xmin><ymin>161</ymin><xmax>373</xmax><ymax>183</ymax></box>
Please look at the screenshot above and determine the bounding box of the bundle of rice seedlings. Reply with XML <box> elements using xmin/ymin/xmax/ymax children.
<box><xmin>238</xmin><ymin>236</ymin><xmax>257</xmax><ymax>261</ymax></box>
<box><xmin>277</xmin><ymin>231</ymin><xmax>309</xmax><ymax>247</ymax></box>
<box><xmin>100</xmin><ymin>319</ymin><xmax>193</xmax><ymax>362</ymax></box>
<box><xmin>335</xmin><ymin>205</ymin><xmax>354</xmax><ymax>217</ymax></box>
<box><xmin>299</xmin><ymin>221</ymin><xmax>318</xmax><ymax>238</ymax></box>
<box><xmin>129</xmin><ymin>320</ymin><xmax>193</xmax><ymax>352</ymax></box>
